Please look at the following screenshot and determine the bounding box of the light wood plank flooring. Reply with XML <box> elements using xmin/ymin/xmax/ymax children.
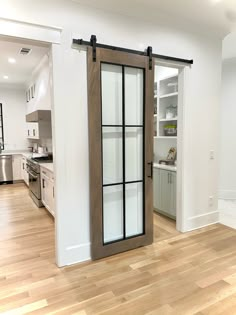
<box><xmin>1</xmin><ymin>183</ymin><xmax>236</xmax><ymax>314</ymax></box>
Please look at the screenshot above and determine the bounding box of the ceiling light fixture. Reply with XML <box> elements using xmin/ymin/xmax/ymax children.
<box><xmin>211</xmin><ymin>0</ymin><xmax>222</xmax><ymax>4</ymax></box>
<box><xmin>3</xmin><ymin>75</ymin><xmax>9</xmax><ymax>80</ymax></box>
<box><xmin>8</xmin><ymin>57</ymin><xmax>16</xmax><ymax>64</ymax></box>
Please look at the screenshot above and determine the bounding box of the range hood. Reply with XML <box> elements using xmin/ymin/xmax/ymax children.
<box><xmin>26</xmin><ymin>110</ymin><xmax>51</xmax><ymax>122</ymax></box>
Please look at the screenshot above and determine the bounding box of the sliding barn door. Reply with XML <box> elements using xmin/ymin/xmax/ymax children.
<box><xmin>88</xmin><ymin>47</ymin><xmax>154</xmax><ymax>260</ymax></box>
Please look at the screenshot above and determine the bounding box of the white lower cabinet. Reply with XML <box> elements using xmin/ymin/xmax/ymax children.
<box><xmin>12</xmin><ymin>155</ymin><xmax>23</xmax><ymax>181</ymax></box>
<box><xmin>21</xmin><ymin>156</ymin><xmax>29</xmax><ymax>186</ymax></box>
<box><xmin>154</xmin><ymin>168</ymin><xmax>176</xmax><ymax>219</ymax></box>
<box><xmin>41</xmin><ymin>167</ymin><xmax>55</xmax><ymax>217</ymax></box>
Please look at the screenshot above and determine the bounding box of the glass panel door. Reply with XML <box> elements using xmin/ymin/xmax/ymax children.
<box><xmin>88</xmin><ymin>47</ymin><xmax>154</xmax><ymax>260</ymax></box>
<box><xmin>101</xmin><ymin>63</ymin><xmax>145</xmax><ymax>244</ymax></box>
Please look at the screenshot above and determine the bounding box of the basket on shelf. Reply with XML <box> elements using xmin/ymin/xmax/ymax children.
<box><xmin>164</xmin><ymin>124</ymin><xmax>177</xmax><ymax>137</ymax></box>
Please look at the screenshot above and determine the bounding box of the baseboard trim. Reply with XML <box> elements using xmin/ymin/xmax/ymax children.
<box><xmin>219</xmin><ymin>190</ymin><xmax>236</xmax><ymax>200</ymax></box>
<box><xmin>13</xmin><ymin>180</ymin><xmax>24</xmax><ymax>184</ymax></box>
<box><xmin>186</xmin><ymin>211</ymin><xmax>219</xmax><ymax>231</ymax></box>
<box><xmin>61</xmin><ymin>242</ymin><xmax>91</xmax><ymax>266</ymax></box>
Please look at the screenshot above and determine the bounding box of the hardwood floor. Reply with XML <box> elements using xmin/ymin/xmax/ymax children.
<box><xmin>1</xmin><ymin>184</ymin><xmax>236</xmax><ymax>314</ymax></box>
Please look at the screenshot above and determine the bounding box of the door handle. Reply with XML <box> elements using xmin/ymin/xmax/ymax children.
<box><xmin>28</xmin><ymin>171</ymin><xmax>38</xmax><ymax>179</ymax></box>
<box><xmin>148</xmin><ymin>162</ymin><xmax>153</xmax><ymax>179</ymax></box>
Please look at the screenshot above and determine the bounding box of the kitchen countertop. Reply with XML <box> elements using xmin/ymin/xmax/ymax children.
<box><xmin>154</xmin><ymin>163</ymin><xmax>177</xmax><ymax>172</ymax></box>
<box><xmin>40</xmin><ymin>163</ymin><xmax>54</xmax><ymax>173</ymax></box>
<box><xmin>0</xmin><ymin>150</ymin><xmax>32</xmax><ymax>157</ymax></box>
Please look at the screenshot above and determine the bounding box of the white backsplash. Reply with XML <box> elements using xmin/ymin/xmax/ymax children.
<box><xmin>28</xmin><ymin>138</ymin><xmax>53</xmax><ymax>153</ymax></box>
<box><xmin>154</xmin><ymin>139</ymin><xmax>177</xmax><ymax>163</ymax></box>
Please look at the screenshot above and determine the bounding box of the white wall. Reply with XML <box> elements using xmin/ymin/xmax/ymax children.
<box><xmin>155</xmin><ymin>66</ymin><xmax>178</xmax><ymax>82</ymax></box>
<box><xmin>219</xmin><ymin>58</ymin><xmax>236</xmax><ymax>200</ymax></box>
<box><xmin>0</xmin><ymin>0</ymin><xmax>222</xmax><ymax>266</ymax></box>
<box><xmin>26</xmin><ymin>54</ymin><xmax>51</xmax><ymax>114</ymax></box>
<box><xmin>0</xmin><ymin>85</ymin><xmax>28</xmax><ymax>151</ymax></box>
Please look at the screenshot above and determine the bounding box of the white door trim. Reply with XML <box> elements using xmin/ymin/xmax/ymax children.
<box><xmin>0</xmin><ymin>17</ymin><xmax>62</xmax><ymax>44</ymax></box>
<box><xmin>154</xmin><ymin>59</ymin><xmax>190</xmax><ymax>232</ymax></box>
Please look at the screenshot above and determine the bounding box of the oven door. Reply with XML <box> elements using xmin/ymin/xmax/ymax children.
<box><xmin>28</xmin><ymin>168</ymin><xmax>41</xmax><ymax>200</ymax></box>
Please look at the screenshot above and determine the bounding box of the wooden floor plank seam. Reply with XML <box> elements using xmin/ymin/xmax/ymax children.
<box><xmin>1</xmin><ymin>184</ymin><xmax>236</xmax><ymax>314</ymax></box>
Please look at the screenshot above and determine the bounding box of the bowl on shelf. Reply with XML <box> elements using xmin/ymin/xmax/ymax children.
<box><xmin>164</xmin><ymin>124</ymin><xmax>177</xmax><ymax>137</ymax></box>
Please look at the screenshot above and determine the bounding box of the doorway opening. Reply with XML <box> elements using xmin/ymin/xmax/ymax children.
<box><xmin>153</xmin><ymin>60</ymin><xmax>185</xmax><ymax>238</ymax></box>
<box><xmin>0</xmin><ymin>35</ymin><xmax>56</xmax><ymax>262</ymax></box>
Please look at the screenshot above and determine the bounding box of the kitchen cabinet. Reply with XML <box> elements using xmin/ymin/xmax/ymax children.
<box><xmin>21</xmin><ymin>156</ymin><xmax>29</xmax><ymax>186</ymax></box>
<box><xmin>12</xmin><ymin>155</ymin><xmax>23</xmax><ymax>181</ymax></box>
<box><xmin>154</xmin><ymin>167</ymin><xmax>176</xmax><ymax>219</ymax></box>
<box><xmin>153</xmin><ymin>168</ymin><xmax>161</xmax><ymax>210</ymax></box>
<box><xmin>27</xmin><ymin>121</ymin><xmax>52</xmax><ymax>140</ymax></box>
<box><xmin>40</xmin><ymin>167</ymin><xmax>55</xmax><ymax>217</ymax></box>
<box><xmin>27</xmin><ymin>122</ymin><xmax>38</xmax><ymax>139</ymax></box>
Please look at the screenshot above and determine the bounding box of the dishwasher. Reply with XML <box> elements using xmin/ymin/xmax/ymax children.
<box><xmin>0</xmin><ymin>155</ymin><xmax>13</xmax><ymax>184</ymax></box>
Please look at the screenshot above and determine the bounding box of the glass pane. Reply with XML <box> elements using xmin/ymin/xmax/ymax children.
<box><xmin>125</xmin><ymin>127</ymin><xmax>143</xmax><ymax>182</ymax></box>
<box><xmin>101</xmin><ymin>63</ymin><xmax>122</xmax><ymax>125</ymax></box>
<box><xmin>125</xmin><ymin>67</ymin><xmax>143</xmax><ymax>125</ymax></box>
<box><xmin>103</xmin><ymin>127</ymin><xmax>123</xmax><ymax>185</ymax></box>
<box><xmin>103</xmin><ymin>185</ymin><xmax>124</xmax><ymax>243</ymax></box>
<box><xmin>125</xmin><ymin>182</ymin><xmax>143</xmax><ymax>237</ymax></box>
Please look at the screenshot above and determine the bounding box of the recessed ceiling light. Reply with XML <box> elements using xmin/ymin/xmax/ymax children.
<box><xmin>211</xmin><ymin>0</ymin><xmax>222</xmax><ymax>4</ymax></box>
<box><xmin>8</xmin><ymin>58</ymin><xmax>16</xmax><ymax>64</ymax></box>
<box><xmin>3</xmin><ymin>75</ymin><xmax>9</xmax><ymax>80</ymax></box>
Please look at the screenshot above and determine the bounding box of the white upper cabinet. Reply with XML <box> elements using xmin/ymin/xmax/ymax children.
<box><xmin>26</xmin><ymin>54</ymin><xmax>51</xmax><ymax>114</ymax></box>
<box><xmin>26</xmin><ymin>121</ymin><xmax>52</xmax><ymax>139</ymax></box>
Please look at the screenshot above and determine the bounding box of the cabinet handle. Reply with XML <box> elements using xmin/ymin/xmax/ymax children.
<box><xmin>28</xmin><ymin>130</ymin><xmax>30</xmax><ymax>136</ymax></box>
<box><xmin>42</xmin><ymin>179</ymin><xmax>45</xmax><ymax>189</ymax></box>
<box><xmin>23</xmin><ymin>163</ymin><xmax>24</xmax><ymax>170</ymax></box>
<box><xmin>147</xmin><ymin>162</ymin><xmax>153</xmax><ymax>179</ymax></box>
<box><xmin>53</xmin><ymin>187</ymin><xmax>54</xmax><ymax>198</ymax></box>
<box><xmin>33</xmin><ymin>129</ymin><xmax>35</xmax><ymax>136</ymax></box>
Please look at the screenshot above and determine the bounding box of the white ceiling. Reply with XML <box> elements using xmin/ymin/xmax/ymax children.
<box><xmin>72</xmin><ymin>0</ymin><xmax>236</xmax><ymax>37</ymax></box>
<box><xmin>0</xmin><ymin>38</ymin><xmax>49</xmax><ymax>87</ymax></box>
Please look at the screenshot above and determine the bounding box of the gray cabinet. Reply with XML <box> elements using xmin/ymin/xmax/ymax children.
<box><xmin>154</xmin><ymin>168</ymin><xmax>161</xmax><ymax>210</ymax></box>
<box><xmin>153</xmin><ymin>168</ymin><xmax>176</xmax><ymax>219</ymax></box>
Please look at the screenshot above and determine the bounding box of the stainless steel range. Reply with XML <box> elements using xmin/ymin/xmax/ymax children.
<box><xmin>27</xmin><ymin>156</ymin><xmax>53</xmax><ymax>207</ymax></box>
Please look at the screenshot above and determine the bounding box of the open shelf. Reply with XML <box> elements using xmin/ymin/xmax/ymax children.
<box><xmin>159</xmin><ymin>92</ymin><xmax>178</xmax><ymax>99</ymax></box>
<box><xmin>154</xmin><ymin>136</ymin><xmax>177</xmax><ymax>140</ymax></box>
<box><xmin>153</xmin><ymin>73</ymin><xmax>178</xmax><ymax>141</ymax></box>
<box><xmin>159</xmin><ymin>117</ymin><xmax>178</xmax><ymax>122</ymax></box>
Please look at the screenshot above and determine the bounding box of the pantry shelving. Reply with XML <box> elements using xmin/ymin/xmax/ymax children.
<box><xmin>154</xmin><ymin>74</ymin><xmax>178</xmax><ymax>139</ymax></box>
